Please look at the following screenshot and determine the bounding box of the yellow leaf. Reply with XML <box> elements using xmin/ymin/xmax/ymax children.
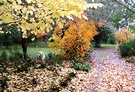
<box><xmin>16</xmin><ymin>0</ymin><xmax>22</xmax><ymax>4</ymax></box>
<box><xmin>0</xmin><ymin>31</ymin><xmax>4</xmax><ymax>33</ymax></box>
<box><xmin>31</xmin><ymin>37</ymin><xmax>35</xmax><ymax>41</ymax></box>
<box><xmin>30</xmin><ymin>18</ymin><xmax>35</xmax><ymax>22</ymax></box>
<box><xmin>88</xmin><ymin>3</ymin><xmax>104</xmax><ymax>9</ymax></box>
<box><xmin>26</xmin><ymin>0</ymin><xmax>32</xmax><ymax>4</ymax></box>
<box><xmin>29</xmin><ymin>10</ymin><xmax>33</xmax><ymax>15</ymax></box>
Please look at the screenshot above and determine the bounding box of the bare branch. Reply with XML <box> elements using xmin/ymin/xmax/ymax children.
<box><xmin>113</xmin><ymin>0</ymin><xmax>135</xmax><ymax>13</ymax></box>
<box><xmin>124</xmin><ymin>0</ymin><xmax>135</xmax><ymax>8</ymax></box>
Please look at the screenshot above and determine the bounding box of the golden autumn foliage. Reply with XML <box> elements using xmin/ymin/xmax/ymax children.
<box><xmin>49</xmin><ymin>15</ymin><xmax>98</xmax><ymax>59</ymax></box>
<box><xmin>115</xmin><ymin>28</ymin><xmax>133</xmax><ymax>44</ymax></box>
<box><xmin>0</xmin><ymin>0</ymin><xmax>103</xmax><ymax>39</ymax></box>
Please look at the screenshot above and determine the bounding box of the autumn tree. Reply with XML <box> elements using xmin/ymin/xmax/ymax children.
<box><xmin>49</xmin><ymin>15</ymin><xmax>98</xmax><ymax>59</ymax></box>
<box><xmin>115</xmin><ymin>28</ymin><xmax>133</xmax><ymax>44</ymax></box>
<box><xmin>0</xmin><ymin>0</ymin><xmax>103</xmax><ymax>61</ymax></box>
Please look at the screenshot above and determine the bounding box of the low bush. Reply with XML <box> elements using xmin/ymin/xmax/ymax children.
<box><xmin>45</xmin><ymin>52</ymin><xmax>63</xmax><ymax>66</ymax></box>
<box><xmin>49</xmin><ymin>16</ymin><xmax>98</xmax><ymax>59</ymax></box>
<box><xmin>118</xmin><ymin>38</ymin><xmax>135</xmax><ymax>57</ymax></box>
<box><xmin>71</xmin><ymin>60</ymin><xmax>91</xmax><ymax>72</ymax></box>
<box><xmin>115</xmin><ymin>28</ymin><xmax>133</xmax><ymax>44</ymax></box>
<box><xmin>94</xmin><ymin>26</ymin><xmax>115</xmax><ymax>48</ymax></box>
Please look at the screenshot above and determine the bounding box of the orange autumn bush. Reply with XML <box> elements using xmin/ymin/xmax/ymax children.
<box><xmin>115</xmin><ymin>28</ymin><xmax>133</xmax><ymax>44</ymax></box>
<box><xmin>49</xmin><ymin>15</ymin><xmax>98</xmax><ymax>59</ymax></box>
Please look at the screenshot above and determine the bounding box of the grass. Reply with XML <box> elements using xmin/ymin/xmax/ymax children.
<box><xmin>101</xmin><ymin>43</ymin><xmax>116</xmax><ymax>48</ymax></box>
<box><xmin>0</xmin><ymin>41</ymin><xmax>53</xmax><ymax>57</ymax></box>
<box><xmin>0</xmin><ymin>47</ymin><xmax>52</xmax><ymax>57</ymax></box>
<box><xmin>0</xmin><ymin>43</ymin><xmax>116</xmax><ymax>57</ymax></box>
<box><xmin>28</xmin><ymin>41</ymin><xmax>49</xmax><ymax>48</ymax></box>
<box><xmin>27</xmin><ymin>47</ymin><xmax>52</xmax><ymax>57</ymax></box>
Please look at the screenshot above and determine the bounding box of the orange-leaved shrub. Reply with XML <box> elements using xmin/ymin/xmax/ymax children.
<box><xmin>115</xmin><ymin>28</ymin><xmax>133</xmax><ymax>44</ymax></box>
<box><xmin>49</xmin><ymin>15</ymin><xmax>98</xmax><ymax>59</ymax></box>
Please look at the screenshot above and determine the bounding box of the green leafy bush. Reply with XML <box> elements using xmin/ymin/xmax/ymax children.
<box><xmin>0</xmin><ymin>24</ymin><xmax>21</xmax><ymax>47</ymax></box>
<box><xmin>0</xmin><ymin>45</ymin><xmax>37</xmax><ymax>73</ymax></box>
<box><xmin>0</xmin><ymin>51</ymin><xmax>9</xmax><ymax>74</ymax></box>
<box><xmin>8</xmin><ymin>45</ymin><xmax>23</xmax><ymax>62</ymax></box>
<box><xmin>71</xmin><ymin>60</ymin><xmax>91</xmax><ymax>72</ymax></box>
<box><xmin>45</xmin><ymin>52</ymin><xmax>63</xmax><ymax>67</ymax></box>
<box><xmin>118</xmin><ymin>38</ymin><xmax>135</xmax><ymax>57</ymax></box>
<box><xmin>94</xmin><ymin>26</ymin><xmax>115</xmax><ymax>48</ymax></box>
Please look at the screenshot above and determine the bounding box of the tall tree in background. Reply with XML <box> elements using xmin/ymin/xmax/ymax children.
<box><xmin>86</xmin><ymin>0</ymin><xmax>135</xmax><ymax>30</ymax></box>
<box><xmin>113</xmin><ymin>0</ymin><xmax>135</xmax><ymax>32</ymax></box>
<box><xmin>113</xmin><ymin>0</ymin><xmax>135</xmax><ymax>13</ymax></box>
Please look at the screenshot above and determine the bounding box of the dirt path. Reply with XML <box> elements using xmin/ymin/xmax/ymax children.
<box><xmin>85</xmin><ymin>48</ymin><xmax>135</xmax><ymax>92</ymax></box>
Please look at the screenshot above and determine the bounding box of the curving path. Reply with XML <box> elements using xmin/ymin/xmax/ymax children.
<box><xmin>85</xmin><ymin>48</ymin><xmax>135</xmax><ymax>92</ymax></box>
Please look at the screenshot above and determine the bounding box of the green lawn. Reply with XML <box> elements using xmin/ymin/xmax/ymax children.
<box><xmin>27</xmin><ymin>47</ymin><xmax>52</xmax><ymax>57</ymax></box>
<box><xmin>101</xmin><ymin>44</ymin><xmax>116</xmax><ymax>48</ymax></box>
<box><xmin>0</xmin><ymin>43</ymin><xmax>116</xmax><ymax>57</ymax></box>
<box><xmin>0</xmin><ymin>45</ymin><xmax>52</xmax><ymax>57</ymax></box>
<box><xmin>0</xmin><ymin>41</ymin><xmax>54</xmax><ymax>57</ymax></box>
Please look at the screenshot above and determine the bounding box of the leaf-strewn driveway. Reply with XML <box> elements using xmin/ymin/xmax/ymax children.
<box><xmin>85</xmin><ymin>48</ymin><xmax>135</xmax><ymax>92</ymax></box>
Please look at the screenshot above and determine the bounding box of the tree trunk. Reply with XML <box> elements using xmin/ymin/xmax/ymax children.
<box><xmin>21</xmin><ymin>35</ymin><xmax>27</xmax><ymax>62</ymax></box>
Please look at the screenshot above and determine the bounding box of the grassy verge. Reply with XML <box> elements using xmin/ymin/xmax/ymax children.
<box><xmin>27</xmin><ymin>47</ymin><xmax>52</xmax><ymax>57</ymax></box>
<box><xmin>101</xmin><ymin>44</ymin><xmax>116</xmax><ymax>48</ymax></box>
<box><xmin>0</xmin><ymin>45</ymin><xmax>52</xmax><ymax>57</ymax></box>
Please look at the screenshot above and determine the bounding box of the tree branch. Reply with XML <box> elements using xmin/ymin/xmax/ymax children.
<box><xmin>0</xmin><ymin>21</ymin><xmax>18</xmax><ymax>27</ymax></box>
<box><xmin>114</xmin><ymin>0</ymin><xmax>135</xmax><ymax>13</ymax></box>
<box><xmin>124</xmin><ymin>0</ymin><xmax>135</xmax><ymax>9</ymax></box>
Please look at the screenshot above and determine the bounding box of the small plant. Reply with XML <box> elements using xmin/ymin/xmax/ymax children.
<box><xmin>45</xmin><ymin>52</ymin><xmax>63</xmax><ymax>67</ymax></box>
<box><xmin>73</xmin><ymin>57</ymin><xmax>89</xmax><ymax>64</ymax></box>
<box><xmin>71</xmin><ymin>60</ymin><xmax>91</xmax><ymax>72</ymax></box>
<box><xmin>0</xmin><ymin>51</ymin><xmax>9</xmax><ymax>70</ymax></box>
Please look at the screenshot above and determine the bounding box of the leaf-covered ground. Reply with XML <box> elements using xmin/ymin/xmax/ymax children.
<box><xmin>85</xmin><ymin>48</ymin><xmax>135</xmax><ymax>92</ymax></box>
<box><xmin>1</xmin><ymin>48</ymin><xmax>135</xmax><ymax>91</ymax></box>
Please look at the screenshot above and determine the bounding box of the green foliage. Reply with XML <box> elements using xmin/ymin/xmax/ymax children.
<box><xmin>0</xmin><ymin>51</ymin><xmax>9</xmax><ymax>74</ymax></box>
<box><xmin>129</xmin><ymin>25</ymin><xmax>135</xmax><ymax>34</ymax></box>
<box><xmin>89</xmin><ymin>41</ymin><xmax>95</xmax><ymax>52</ymax></box>
<box><xmin>0</xmin><ymin>24</ymin><xmax>21</xmax><ymax>47</ymax></box>
<box><xmin>111</xmin><ymin>10</ymin><xmax>122</xmax><ymax>28</ymax></box>
<box><xmin>45</xmin><ymin>52</ymin><xmax>63</xmax><ymax>67</ymax></box>
<box><xmin>8</xmin><ymin>45</ymin><xmax>23</xmax><ymax>61</ymax></box>
<box><xmin>1</xmin><ymin>51</ymin><xmax>9</xmax><ymax>60</ymax></box>
<box><xmin>118</xmin><ymin>38</ymin><xmax>135</xmax><ymax>57</ymax></box>
<box><xmin>0</xmin><ymin>45</ymin><xmax>37</xmax><ymax>73</ymax></box>
<box><xmin>94</xmin><ymin>26</ymin><xmax>115</xmax><ymax>48</ymax></box>
<box><xmin>71</xmin><ymin>60</ymin><xmax>91</xmax><ymax>72</ymax></box>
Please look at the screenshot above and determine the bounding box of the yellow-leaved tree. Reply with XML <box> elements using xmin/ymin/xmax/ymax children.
<box><xmin>115</xmin><ymin>28</ymin><xmax>133</xmax><ymax>44</ymax></box>
<box><xmin>49</xmin><ymin>15</ymin><xmax>98</xmax><ymax>59</ymax></box>
<box><xmin>0</xmin><ymin>0</ymin><xmax>103</xmax><ymax>60</ymax></box>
